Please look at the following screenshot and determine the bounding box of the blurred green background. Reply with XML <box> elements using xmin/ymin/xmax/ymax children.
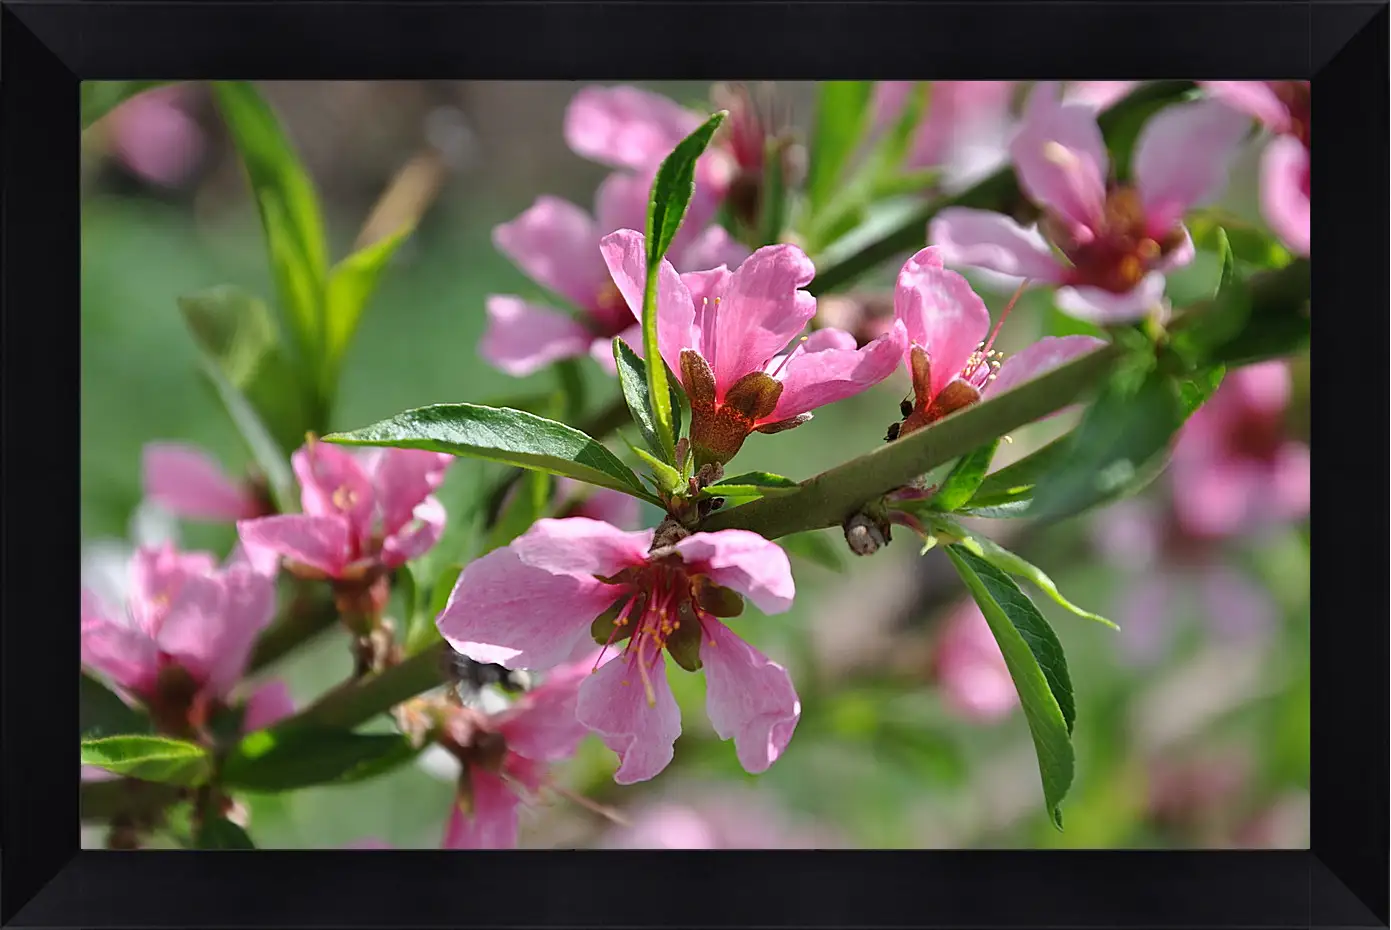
<box><xmin>81</xmin><ymin>81</ymin><xmax>1309</xmax><ymax>849</ymax></box>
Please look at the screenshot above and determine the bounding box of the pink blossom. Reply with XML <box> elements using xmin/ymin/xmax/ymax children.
<box><xmin>600</xmin><ymin>229</ymin><xmax>907</xmax><ymax>465</ymax></box>
<box><xmin>1202</xmin><ymin>81</ymin><xmax>1310</xmax><ymax>256</ymax></box>
<box><xmin>564</xmin><ymin>84</ymin><xmax>735</xmax><ymax>204</ymax></box>
<box><xmin>236</xmin><ymin>441</ymin><xmax>452</xmax><ymax>583</ymax></box>
<box><xmin>80</xmin><ymin>543</ymin><xmax>277</xmax><ymax>733</ymax></box>
<box><xmin>554</xmin><ymin>478</ymin><xmax>642</xmax><ymax>529</ymax></box>
<box><xmin>604</xmin><ymin>790</ymin><xmax>838</xmax><ymax>849</ymax></box>
<box><xmin>105</xmin><ymin>85</ymin><xmax>206</xmax><ymax>189</ymax></box>
<box><xmin>874</xmin><ymin>82</ymin><xmax>1020</xmax><ymax>191</ymax></box>
<box><xmin>483</xmin><ymin>171</ymin><xmax>748</xmax><ymax>377</ymax></box>
<box><xmin>438</xmin><ymin>517</ymin><xmax>800</xmax><ymax>783</ymax></box>
<box><xmin>142</xmin><ymin>442</ymin><xmax>264</xmax><ymax>522</ymax></box>
<box><xmin>1168</xmin><ymin>360</ymin><xmax>1309</xmax><ymax>542</ymax></box>
<box><xmin>1062</xmin><ymin>81</ymin><xmax>1141</xmax><ymax>111</ymax></box>
<box><xmin>930</xmin><ymin>83</ymin><xmax>1250</xmax><ymax>322</ymax></box>
<box><xmin>932</xmin><ymin>600</ymin><xmax>1018</xmax><ymax>722</ymax></box>
<box><xmin>889</xmin><ymin>246</ymin><xmax>1106</xmax><ymax>438</ymax></box>
<box><xmin>436</xmin><ymin>655</ymin><xmax>596</xmax><ymax>849</ymax></box>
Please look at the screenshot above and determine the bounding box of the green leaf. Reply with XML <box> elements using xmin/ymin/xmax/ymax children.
<box><xmin>938</xmin><ymin>522</ymin><xmax>1117</xmax><ymax>629</ymax></box>
<box><xmin>191</xmin><ymin>349</ymin><xmax>297</xmax><ymax>514</ymax></box>
<box><xmin>81</xmin><ymin>735</ymin><xmax>211</xmax><ymax>786</ymax></box>
<box><xmin>331</xmin><ymin>736</ymin><xmax>427</xmax><ymax>785</ymax></box>
<box><xmin>81</xmin><ymin>81</ymin><xmax>170</xmax><ymax>130</ymax></box>
<box><xmin>325</xmin><ymin>404</ymin><xmax>657</xmax><ymax>503</ymax></box>
<box><xmin>322</xmin><ymin>225</ymin><xmax>412</xmax><ymax>396</ymax></box>
<box><xmin>928</xmin><ymin>440</ymin><xmax>999</xmax><ymax>512</ymax></box>
<box><xmin>711</xmin><ymin>472</ymin><xmax>799</xmax><ymax>493</ymax></box>
<box><xmin>1026</xmin><ymin>364</ymin><xmax>1183</xmax><ymax>522</ymax></box>
<box><xmin>779</xmin><ymin>529</ymin><xmax>847</xmax><ymax>573</ymax></box>
<box><xmin>644</xmin><ymin>110</ymin><xmax>728</xmax><ymax>462</ymax></box>
<box><xmin>485</xmin><ymin>469</ymin><xmax>551</xmax><ymax>554</ymax></box>
<box><xmin>759</xmin><ymin>138</ymin><xmax>788</xmax><ymax>247</ymax></box>
<box><xmin>872</xmin><ymin>82</ymin><xmax>930</xmax><ymax>178</ymax></box>
<box><xmin>211</xmin><ymin>82</ymin><xmax>329</xmax><ymax>393</ymax></box>
<box><xmin>1187</xmin><ymin>210</ymin><xmax>1294</xmax><ymax>270</ymax></box>
<box><xmin>178</xmin><ymin>286</ymin><xmax>310</xmax><ymax>455</ymax></box>
<box><xmin>870</xmin><ymin>167</ymin><xmax>944</xmax><ymax>201</ymax></box>
<box><xmin>945</xmin><ymin>546</ymin><xmax>1075</xmax><ymax>829</ymax></box>
<box><xmin>806</xmin><ymin>82</ymin><xmax>875</xmax><ymax>216</ymax></box>
<box><xmin>1171</xmin><ymin>230</ymin><xmax>1252</xmax><ymax>366</ymax></box>
<box><xmin>633</xmin><ymin>446</ymin><xmax>684</xmax><ymax>496</ymax></box>
<box><xmin>80</xmin><ymin>673</ymin><xmax>152</xmax><ymax>740</ymax></box>
<box><xmin>1202</xmin><ymin>259</ymin><xmax>1310</xmax><ymax>367</ymax></box>
<box><xmin>195</xmin><ymin>816</ymin><xmax>256</xmax><ymax>849</ymax></box>
<box><xmin>613</xmin><ymin>338</ymin><xmax>683</xmax><ymax>461</ymax></box>
<box><xmin>221</xmin><ymin>725</ymin><xmax>417</xmax><ymax>791</ymax></box>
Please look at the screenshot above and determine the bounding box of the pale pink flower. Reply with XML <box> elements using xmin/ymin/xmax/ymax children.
<box><xmin>80</xmin><ymin>543</ymin><xmax>277</xmax><ymax>730</ymax></box>
<box><xmin>142</xmin><ymin>442</ymin><xmax>265</xmax><ymax>522</ymax></box>
<box><xmin>236</xmin><ymin>442</ymin><xmax>452</xmax><ymax>582</ymax></box>
<box><xmin>105</xmin><ymin>85</ymin><xmax>206</xmax><ymax>189</ymax></box>
<box><xmin>874</xmin><ymin>82</ymin><xmax>1020</xmax><ymax>191</ymax></box>
<box><xmin>554</xmin><ymin>478</ymin><xmax>642</xmax><ymax>530</ymax></box>
<box><xmin>932</xmin><ymin>600</ymin><xmax>1018</xmax><ymax>722</ymax></box>
<box><xmin>564</xmin><ymin>84</ymin><xmax>736</xmax><ymax>204</ymax></box>
<box><xmin>930</xmin><ymin>83</ymin><xmax>1250</xmax><ymax>322</ymax></box>
<box><xmin>604</xmin><ymin>789</ymin><xmax>838</xmax><ymax>849</ymax></box>
<box><xmin>600</xmin><ymin>229</ymin><xmax>907</xmax><ymax>465</ymax></box>
<box><xmin>1201</xmin><ymin>81</ymin><xmax>1310</xmax><ymax>256</ymax></box>
<box><xmin>1062</xmin><ymin>81</ymin><xmax>1141</xmax><ymax>111</ymax></box>
<box><xmin>437</xmin><ymin>655</ymin><xmax>597</xmax><ymax>849</ymax></box>
<box><xmin>1168</xmin><ymin>360</ymin><xmax>1309</xmax><ymax>541</ymax></box>
<box><xmin>483</xmin><ymin>171</ymin><xmax>748</xmax><ymax>377</ymax></box>
<box><xmin>889</xmin><ymin>246</ymin><xmax>1106</xmax><ymax>438</ymax></box>
<box><xmin>438</xmin><ymin>517</ymin><xmax>800</xmax><ymax>784</ymax></box>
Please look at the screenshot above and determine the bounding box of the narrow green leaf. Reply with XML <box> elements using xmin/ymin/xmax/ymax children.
<box><xmin>633</xmin><ymin>446</ymin><xmax>684</xmax><ymax>496</ymax></box>
<box><xmin>221</xmin><ymin>726</ymin><xmax>415</xmax><ymax>791</ymax></box>
<box><xmin>712</xmin><ymin>472</ymin><xmax>799</xmax><ymax>492</ymax></box>
<box><xmin>1026</xmin><ymin>365</ymin><xmax>1183</xmax><ymax>522</ymax></box>
<box><xmin>81</xmin><ymin>735</ymin><xmax>211</xmax><ymax>786</ymax></box>
<box><xmin>945</xmin><ymin>546</ymin><xmax>1074</xmax><ymax>829</ymax></box>
<box><xmin>178</xmin><ymin>286</ymin><xmax>310</xmax><ymax>455</ymax></box>
<box><xmin>644</xmin><ymin>110</ymin><xmax>729</xmax><ymax>463</ymax></box>
<box><xmin>192</xmin><ymin>350</ymin><xmax>297</xmax><ymax>514</ymax></box>
<box><xmin>613</xmin><ymin>338</ymin><xmax>683</xmax><ymax>460</ymax></box>
<box><xmin>780</xmin><ymin>529</ymin><xmax>847</xmax><ymax>573</ymax></box>
<box><xmin>211</xmin><ymin>82</ymin><xmax>329</xmax><ymax>388</ymax></box>
<box><xmin>195</xmin><ymin>817</ymin><xmax>256</xmax><ymax>849</ymax></box>
<box><xmin>870</xmin><ymin>167</ymin><xmax>944</xmax><ymax>200</ymax></box>
<box><xmin>80</xmin><ymin>673</ymin><xmax>152</xmax><ymax>740</ymax></box>
<box><xmin>322</xmin><ymin>225</ymin><xmax>412</xmax><ymax>395</ymax></box>
<box><xmin>928</xmin><ymin>440</ymin><xmax>999</xmax><ymax>512</ymax></box>
<box><xmin>941</xmin><ymin>523</ymin><xmax>1117</xmax><ymax>629</ymax></box>
<box><xmin>759</xmin><ymin>138</ymin><xmax>788</xmax><ymax>247</ymax></box>
<box><xmin>81</xmin><ymin>81</ymin><xmax>170</xmax><ymax>130</ymax></box>
<box><xmin>485</xmin><ymin>470</ymin><xmax>551</xmax><ymax>554</ymax></box>
<box><xmin>807</xmin><ymin>82</ymin><xmax>875</xmax><ymax>215</ymax></box>
<box><xmin>330</xmin><ymin>736</ymin><xmax>426</xmax><ymax>785</ymax></box>
<box><xmin>325</xmin><ymin>404</ymin><xmax>657</xmax><ymax>503</ymax></box>
<box><xmin>1171</xmin><ymin>229</ymin><xmax>1252</xmax><ymax>365</ymax></box>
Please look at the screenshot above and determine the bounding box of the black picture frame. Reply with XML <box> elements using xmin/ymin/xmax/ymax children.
<box><xmin>4</xmin><ymin>1</ymin><xmax>1384</xmax><ymax>926</ymax></box>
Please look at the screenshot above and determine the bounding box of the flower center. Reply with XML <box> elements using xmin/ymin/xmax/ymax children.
<box><xmin>591</xmin><ymin>280</ymin><xmax>634</xmax><ymax>337</ymax></box>
<box><xmin>1048</xmin><ymin>184</ymin><xmax>1186</xmax><ymax>294</ymax></box>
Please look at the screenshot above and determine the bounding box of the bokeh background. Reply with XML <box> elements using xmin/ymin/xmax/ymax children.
<box><xmin>81</xmin><ymin>81</ymin><xmax>1310</xmax><ymax>849</ymax></box>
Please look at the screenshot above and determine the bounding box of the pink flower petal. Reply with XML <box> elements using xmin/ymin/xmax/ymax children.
<box><xmin>242</xmin><ymin>679</ymin><xmax>296</xmax><ymax>732</ymax></box>
<box><xmin>1260</xmin><ymin>136</ymin><xmax>1310</xmax><ymax>256</ymax></box>
<box><xmin>479</xmin><ymin>296</ymin><xmax>594</xmax><ymax>377</ymax></box>
<box><xmin>204</xmin><ymin>565</ymin><xmax>277</xmax><ymax>696</ymax></box>
<box><xmin>1201</xmin><ymin>81</ymin><xmax>1293</xmax><ymax>132</ymax></box>
<box><xmin>437</xmin><ymin>545</ymin><xmax>618</xmax><ymax>671</ymax></box>
<box><xmin>381</xmin><ymin>495</ymin><xmax>446</xmax><ymax>568</ymax></box>
<box><xmin>291</xmin><ymin>444</ymin><xmax>375</xmax><ymax>535</ymax></box>
<box><xmin>576</xmin><ymin>649</ymin><xmax>682</xmax><ymax>784</ymax></box>
<box><xmin>1134</xmin><ymin>100</ymin><xmax>1251</xmax><ymax>232</ymax></box>
<box><xmin>1055</xmin><ymin>273</ymin><xmax>1167</xmax><ymax>324</ymax></box>
<box><xmin>236</xmin><ymin>514</ymin><xmax>352</xmax><ymax>577</ymax></box>
<box><xmin>599</xmin><ymin>229</ymin><xmax>698</xmax><ymax>377</ymax></box>
<box><xmin>372</xmin><ymin>449</ymin><xmax>453</xmax><ymax>538</ymax></box>
<box><xmin>893</xmin><ymin>247</ymin><xmax>991</xmax><ymax>398</ymax></box>
<box><xmin>987</xmin><ymin>335</ymin><xmax>1107</xmax><ymax>398</ymax></box>
<box><xmin>564</xmin><ymin>85</ymin><xmax>702</xmax><ymax>173</ymax></box>
<box><xmin>512</xmin><ymin>517</ymin><xmax>652</xmax><ymax>578</ymax></box>
<box><xmin>1009</xmin><ymin>90</ymin><xmax>1109</xmax><ymax>232</ymax></box>
<box><xmin>1171</xmin><ymin>458</ymin><xmax>1261</xmax><ymax>540</ymax></box>
<box><xmin>128</xmin><ymin>545</ymin><xmax>217</xmax><ymax>626</ymax></box>
<box><xmin>142</xmin><ymin>443</ymin><xmax>258</xmax><ymax>521</ymax></box>
<box><xmin>928</xmin><ymin>208</ymin><xmax>1068</xmax><ymax>283</ymax></box>
<box><xmin>492</xmin><ymin>196</ymin><xmax>607</xmax><ymax>310</ymax></box>
<box><xmin>443</xmin><ymin>769</ymin><xmax>521</xmax><ymax>849</ymax></box>
<box><xmin>594</xmin><ymin>170</ymin><xmax>651</xmax><ymax>237</ymax></box>
<box><xmin>675</xmin><ymin>226</ymin><xmax>751</xmax><ymax>274</ymax></box>
<box><xmin>82</xmin><ymin>593</ymin><xmax>158</xmax><ymax>694</ymax></box>
<box><xmin>1063</xmin><ymin>81</ymin><xmax>1140</xmax><ymax>111</ymax></box>
<box><xmin>670</xmin><ymin>530</ymin><xmax>795</xmax><ymax>615</ymax></box>
<box><xmin>1272</xmin><ymin>441</ymin><xmax>1310</xmax><ymax>523</ymax></box>
<box><xmin>226</xmin><ymin>541</ymin><xmax>281</xmax><ymax>578</ymax></box>
<box><xmin>108</xmin><ymin>90</ymin><xmax>205</xmax><ymax>188</ymax></box>
<box><xmin>700</xmin><ymin>618</ymin><xmax>800</xmax><ymax>774</ymax></box>
<box><xmin>147</xmin><ymin>572</ymin><xmax>228</xmax><ymax>684</ymax></box>
<box><xmin>556</xmin><ymin>479</ymin><xmax>643</xmax><ymax>530</ymax></box>
<box><xmin>496</xmin><ymin>657</ymin><xmax>595</xmax><ymax>762</ymax></box>
<box><xmin>935</xmin><ymin>601</ymin><xmax>1017</xmax><ymax>722</ymax></box>
<box><xmin>710</xmin><ymin>245</ymin><xmax>818</xmax><ymax>395</ymax></box>
<box><xmin>769</xmin><ymin>321</ymin><xmax>907</xmax><ymax>421</ymax></box>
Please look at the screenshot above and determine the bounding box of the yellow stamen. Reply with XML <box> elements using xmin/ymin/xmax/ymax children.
<box><xmin>1042</xmin><ymin>140</ymin><xmax>1077</xmax><ymax>168</ymax></box>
